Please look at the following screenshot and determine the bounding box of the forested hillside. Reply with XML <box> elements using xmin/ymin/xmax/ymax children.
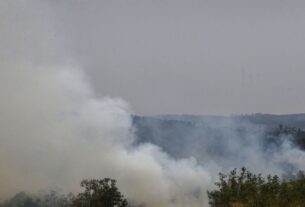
<box><xmin>133</xmin><ymin>114</ymin><xmax>305</xmax><ymax>165</ymax></box>
<box><xmin>2</xmin><ymin>114</ymin><xmax>305</xmax><ymax>207</ymax></box>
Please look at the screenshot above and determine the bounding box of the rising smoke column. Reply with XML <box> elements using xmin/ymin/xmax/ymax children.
<box><xmin>0</xmin><ymin>64</ymin><xmax>213</xmax><ymax>207</ymax></box>
<box><xmin>0</xmin><ymin>2</ymin><xmax>212</xmax><ymax>206</ymax></box>
<box><xmin>1</xmin><ymin>1</ymin><xmax>305</xmax><ymax>207</ymax></box>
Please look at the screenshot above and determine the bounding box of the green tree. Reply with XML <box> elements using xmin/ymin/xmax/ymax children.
<box><xmin>208</xmin><ymin>168</ymin><xmax>305</xmax><ymax>207</ymax></box>
<box><xmin>70</xmin><ymin>178</ymin><xmax>128</xmax><ymax>207</ymax></box>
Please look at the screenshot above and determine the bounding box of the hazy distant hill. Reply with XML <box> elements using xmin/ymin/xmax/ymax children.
<box><xmin>149</xmin><ymin>113</ymin><xmax>305</xmax><ymax>128</ymax></box>
<box><xmin>132</xmin><ymin>114</ymin><xmax>305</xmax><ymax>165</ymax></box>
<box><xmin>235</xmin><ymin>113</ymin><xmax>305</xmax><ymax>129</ymax></box>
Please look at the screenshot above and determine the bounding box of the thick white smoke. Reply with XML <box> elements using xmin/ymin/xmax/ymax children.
<box><xmin>1</xmin><ymin>1</ymin><xmax>305</xmax><ymax>207</ymax></box>
<box><xmin>0</xmin><ymin>63</ymin><xmax>214</xmax><ymax>206</ymax></box>
<box><xmin>0</xmin><ymin>1</ymin><xmax>213</xmax><ymax>206</ymax></box>
<box><xmin>2</xmin><ymin>63</ymin><xmax>305</xmax><ymax>207</ymax></box>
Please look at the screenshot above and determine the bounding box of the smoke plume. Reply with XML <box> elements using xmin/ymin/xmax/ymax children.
<box><xmin>1</xmin><ymin>1</ymin><xmax>305</xmax><ymax>207</ymax></box>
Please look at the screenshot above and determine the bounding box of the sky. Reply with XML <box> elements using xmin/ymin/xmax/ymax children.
<box><xmin>4</xmin><ymin>0</ymin><xmax>305</xmax><ymax>115</ymax></box>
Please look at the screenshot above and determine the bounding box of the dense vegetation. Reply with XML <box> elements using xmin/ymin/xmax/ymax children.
<box><xmin>69</xmin><ymin>178</ymin><xmax>128</xmax><ymax>207</ymax></box>
<box><xmin>208</xmin><ymin>167</ymin><xmax>305</xmax><ymax>207</ymax></box>
<box><xmin>0</xmin><ymin>179</ymin><xmax>128</xmax><ymax>207</ymax></box>
<box><xmin>2</xmin><ymin>169</ymin><xmax>305</xmax><ymax>207</ymax></box>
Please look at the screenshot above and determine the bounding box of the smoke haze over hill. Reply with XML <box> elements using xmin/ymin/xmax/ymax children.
<box><xmin>1</xmin><ymin>1</ymin><xmax>305</xmax><ymax>207</ymax></box>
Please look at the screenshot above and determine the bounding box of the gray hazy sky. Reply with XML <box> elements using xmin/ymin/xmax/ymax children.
<box><xmin>4</xmin><ymin>0</ymin><xmax>305</xmax><ymax>115</ymax></box>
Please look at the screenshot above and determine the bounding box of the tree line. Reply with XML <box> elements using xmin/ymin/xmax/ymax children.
<box><xmin>208</xmin><ymin>167</ymin><xmax>305</xmax><ymax>207</ymax></box>
<box><xmin>2</xmin><ymin>168</ymin><xmax>305</xmax><ymax>207</ymax></box>
<box><xmin>0</xmin><ymin>178</ymin><xmax>128</xmax><ymax>207</ymax></box>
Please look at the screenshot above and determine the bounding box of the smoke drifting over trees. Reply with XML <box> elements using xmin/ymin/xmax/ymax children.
<box><xmin>1</xmin><ymin>1</ymin><xmax>305</xmax><ymax>207</ymax></box>
<box><xmin>0</xmin><ymin>3</ymin><xmax>210</xmax><ymax>206</ymax></box>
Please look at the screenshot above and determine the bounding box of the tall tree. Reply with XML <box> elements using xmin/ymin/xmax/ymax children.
<box><xmin>70</xmin><ymin>178</ymin><xmax>128</xmax><ymax>207</ymax></box>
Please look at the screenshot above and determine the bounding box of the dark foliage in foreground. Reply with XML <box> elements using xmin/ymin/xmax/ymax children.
<box><xmin>208</xmin><ymin>167</ymin><xmax>305</xmax><ymax>207</ymax></box>
<box><xmin>2</xmin><ymin>171</ymin><xmax>305</xmax><ymax>207</ymax></box>
<box><xmin>68</xmin><ymin>178</ymin><xmax>128</xmax><ymax>207</ymax></box>
<box><xmin>0</xmin><ymin>179</ymin><xmax>128</xmax><ymax>207</ymax></box>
